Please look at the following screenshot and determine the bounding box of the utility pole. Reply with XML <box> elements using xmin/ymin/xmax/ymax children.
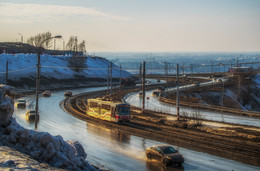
<box><xmin>139</xmin><ymin>63</ymin><xmax>142</xmax><ymax>91</ymax></box>
<box><xmin>34</xmin><ymin>35</ymin><xmax>62</xmax><ymax>131</ymax></box>
<box><xmin>119</xmin><ymin>65</ymin><xmax>122</xmax><ymax>99</ymax></box>
<box><xmin>107</xmin><ymin>64</ymin><xmax>109</xmax><ymax>95</ymax></box>
<box><xmin>6</xmin><ymin>61</ymin><xmax>8</xmax><ymax>85</ymax></box>
<box><xmin>110</xmin><ymin>61</ymin><xmax>112</xmax><ymax>97</ymax></box>
<box><xmin>142</xmin><ymin>61</ymin><xmax>146</xmax><ymax>114</ymax></box>
<box><xmin>211</xmin><ymin>61</ymin><xmax>214</xmax><ymax>79</ymax></box>
<box><xmin>164</xmin><ymin>62</ymin><xmax>168</xmax><ymax>89</ymax></box>
<box><xmin>176</xmin><ymin>64</ymin><xmax>180</xmax><ymax>121</ymax></box>
<box><xmin>221</xmin><ymin>81</ymin><xmax>224</xmax><ymax>108</ymax></box>
<box><xmin>190</xmin><ymin>64</ymin><xmax>193</xmax><ymax>81</ymax></box>
<box><xmin>35</xmin><ymin>50</ymin><xmax>41</xmax><ymax>131</ymax></box>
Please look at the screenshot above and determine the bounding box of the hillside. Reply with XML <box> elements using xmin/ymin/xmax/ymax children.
<box><xmin>171</xmin><ymin>74</ymin><xmax>260</xmax><ymax>112</ymax></box>
<box><xmin>0</xmin><ymin>53</ymin><xmax>132</xmax><ymax>90</ymax></box>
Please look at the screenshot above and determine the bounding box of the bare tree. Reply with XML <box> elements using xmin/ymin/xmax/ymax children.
<box><xmin>66</xmin><ymin>37</ymin><xmax>87</xmax><ymax>71</ymax></box>
<box><xmin>27</xmin><ymin>32</ymin><xmax>52</xmax><ymax>48</ymax></box>
<box><xmin>78</xmin><ymin>40</ymin><xmax>86</xmax><ymax>53</ymax></box>
<box><xmin>66</xmin><ymin>36</ymin><xmax>76</xmax><ymax>51</ymax></box>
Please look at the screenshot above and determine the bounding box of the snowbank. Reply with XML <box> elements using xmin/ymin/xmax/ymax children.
<box><xmin>0</xmin><ymin>53</ymin><xmax>131</xmax><ymax>83</ymax></box>
<box><xmin>0</xmin><ymin>84</ymin><xmax>95</xmax><ymax>170</ymax></box>
<box><xmin>253</xmin><ymin>74</ymin><xmax>260</xmax><ymax>88</ymax></box>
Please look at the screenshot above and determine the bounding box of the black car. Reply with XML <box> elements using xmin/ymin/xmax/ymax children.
<box><xmin>146</xmin><ymin>144</ymin><xmax>184</xmax><ymax>166</ymax></box>
<box><xmin>152</xmin><ymin>91</ymin><xmax>160</xmax><ymax>97</ymax></box>
<box><xmin>43</xmin><ymin>90</ymin><xmax>51</xmax><ymax>97</ymax></box>
<box><xmin>157</xmin><ymin>86</ymin><xmax>165</xmax><ymax>92</ymax></box>
<box><xmin>64</xmin><ymin>91</ymin><xmax>73</xmax><ymax>97</ymax></box>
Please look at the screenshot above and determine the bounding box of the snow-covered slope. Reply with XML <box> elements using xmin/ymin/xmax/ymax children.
<box><xmin>0</xmin><ymin>53</ymin><xmax>131</xmax><ymax>84</ymax></box>
<box><xmin>253</xmin><ymin>74</ymin><xmax>260</xmax><ymax>87</ymax></box>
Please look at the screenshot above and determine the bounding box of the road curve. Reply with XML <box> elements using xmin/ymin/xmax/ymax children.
<box><xmin>13</xmin><ymin>87</ymin><xmax>259</xmax><ymax>171</ymax></box>
<box><xmin>125</xmin><ymin>89</ymin><xmax>260</xmax><ymax>127</ymax></box>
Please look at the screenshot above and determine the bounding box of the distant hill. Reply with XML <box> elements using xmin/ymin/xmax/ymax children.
<box><xmin>0</xmin><ymin>42</ymin><xmax>82</xmax><ymax>55</ymax></box>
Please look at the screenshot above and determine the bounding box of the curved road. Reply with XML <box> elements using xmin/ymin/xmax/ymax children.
<box><xmin>125</xmin><ymin>90</ymin><xmax>260</xmax><ymax>127</ymax></box>
<box><xmin>13</xmin><ymin>87</ymin><xmax>259</xmax><ymax>171</ymax></box>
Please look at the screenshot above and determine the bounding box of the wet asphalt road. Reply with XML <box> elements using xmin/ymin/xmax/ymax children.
<box><xmin>125</xmin><ymin>90</ymin><xmax>260</xmax><ymax>127</ymax></box>
<box><xmin>13</xmin><ymin>87</ymin><xmax>259</xmax><ymax>171</ymax></box>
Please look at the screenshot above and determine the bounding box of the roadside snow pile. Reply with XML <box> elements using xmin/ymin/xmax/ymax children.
<box><xmin>0</xmin><ymin>53</ymin><xmax>131</xmax><ymax>81</ymax></box>
<box><xmin>0</xmin><ymin>85</ymin><xmax>15</xmax><ymax>126</ymax></box>
<box><xmin>0</xmin><ymin>85</ymin><xmax>96</xmax><ymax>171</ymax></box>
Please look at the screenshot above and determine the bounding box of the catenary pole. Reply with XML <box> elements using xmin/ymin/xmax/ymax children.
<box><xmin>6</xmin><ymin>61</ymin><xmax>8</xmax><ymax>85</ymax></box>
<box><xmin>142</xmin><ymin>61</ymin><xmax>146</xmax><ymax>113</ymax></box>
<box><xmin>107</xmin><ymin>64</ymin><xmax>109</xmax><ymax>95</ymax></box>
<box><xmin>110</xmin><ymin>61</ymin><xmax>112</xmax><ymax>97</ymax></box>
<box><xmin>119</xmin><ymin>65</ymin><xmax>122</xmax><ymax>99</ymax></box>
<box><xmin>176</xmin><ymin>64</ymin><xmax>180</xmax><ymax>121</ymax></box>
<box><xmin>35</xmin><ymin>50</ymin><xmax>41</xmax><ymax>130</ymax></box>
<box><xmin>35</xmin><ymin>35</ymin><xmax>62</xmax><ymax>131</ymax></box>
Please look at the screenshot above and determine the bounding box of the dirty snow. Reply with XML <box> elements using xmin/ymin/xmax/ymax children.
<box><xmin>0</xmin><ymin>85</ymin><xmax>96</xmax><ymax>170</ymax></box>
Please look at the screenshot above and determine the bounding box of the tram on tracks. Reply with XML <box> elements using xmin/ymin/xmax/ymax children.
<box><xmin>86</xmin><ymin>98</ymin><xmax>131</xmax><ymax>122</ymax></box>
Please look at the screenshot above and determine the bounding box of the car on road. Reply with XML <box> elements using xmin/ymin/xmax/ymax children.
<box><xmin>180</xmin><ymin>75</ymin><xmax>187</xmax><ymax>79</ymax></box>
<box><xmin>26</xmin><ymin>109</ymin><xmax>39</xmax><ymax>121</ymax></box>
<box><xmin>146</xmin><ymin>144</ymin><xmax>184</xmax><ymax>166</ymax></box>
<box><xmin>217</xmin><ymin>78</ymin><xmax>222</xmax><ymax>82</ymax></box>
<box><xmin>193</xmin><ymin>81</ymin><xmax>200</xmax><ymax>88</ymax></box>
<box><xmin>64</xmin><ymin>91</ymin><xmax>73</xmax><ymax>97</ymax></box>
<box><xmin>157</xmin><ymin>86</ymin><xmax>165</xmax><ymax>92</ymax></box>
<box><xmin>152</xmin><ymin>91</ymin><xmax>160</xmax><ymax>97</ymax></box>
<box><xmin>43</xmin><ymin>90</ymin><xmax>51</xmax><ymax>97</ymax></box>
<box><xmin>16</xmin><ymin>99</ymin><xmax>26</xmax><ymax>108</ymax></box>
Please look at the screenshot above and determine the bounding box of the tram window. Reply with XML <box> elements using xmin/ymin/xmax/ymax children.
<box><xmin>102</xmin><ymin>104</ymin><xmax>111</xmax><ymax>110</ymax></box>
<box><xmin>90</xmin><ymin>102</ymin><xmax>99</xmax><ymax>113</ymax></box>
<box><xmin>90</xmin><ymin>102</ymin><xmax>98</xmax><ymax>107</ymax></box>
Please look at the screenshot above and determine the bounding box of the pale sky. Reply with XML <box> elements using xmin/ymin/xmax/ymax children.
<box><xmin>0</xmin><ymin>0</ymin><xmax>260</xmax><ymax>52</ymax></box>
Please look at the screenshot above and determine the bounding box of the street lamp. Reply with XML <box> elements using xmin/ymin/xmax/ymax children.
<box><xmin>18</xmin><ymin>33</ymin><xmax>23</xmax><ymax>43</ymax></box>
<box><xmin>35</xmin><ymin>35</ymin><xmax>62</xmax><ymax>130</ymax></box>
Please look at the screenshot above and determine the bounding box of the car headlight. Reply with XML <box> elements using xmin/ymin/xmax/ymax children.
<box><xmin>166</xmin><ymin>156</ymin><xmax>171</xmax><ymax>160</ymax></box>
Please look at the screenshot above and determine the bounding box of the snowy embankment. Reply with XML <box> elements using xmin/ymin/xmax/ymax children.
<box><xmin>253</xmin><ymin>74</ymin><xmax>260</xmax><ymax>88</ymax></box>
<box><xmin>0</xmin><ymin>53</ymin><xmax>131</xmax><ymax>89</ymax></box>
<box><xmin>0</xmin><ymin>85</ymin><xmax>95</xmax><ymax>170</ymax></box>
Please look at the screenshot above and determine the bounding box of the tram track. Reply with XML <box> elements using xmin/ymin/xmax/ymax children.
<box><xmin>63</xmin><ymin>90</ymin><xmax>260</xmax><ymax>167</ymax></box>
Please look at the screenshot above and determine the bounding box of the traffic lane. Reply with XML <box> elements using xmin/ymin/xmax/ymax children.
<box><xmin>125</xmin><ymin>90</ymin><xmax>260</xmax><ymax>127</ymax></box>
<box><xmin>166</xmin><ymin>78</ymin><xmax>227</xmax><ymax>93</ymax></box>
<box><xmin>13</xmin><ymin>88</ymin><xmax>260</xmax><ymax>171</ymax></box>
<box><xmin>14</xmin><ymin>87</ymin><xmax>147</xmax><ymax>170</ymax></box>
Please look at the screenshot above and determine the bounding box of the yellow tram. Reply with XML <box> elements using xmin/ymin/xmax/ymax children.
<box><xmin>87</xmin><ymin>98</ymin><xmax>131</xmax><ymax>123</ymax></box>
